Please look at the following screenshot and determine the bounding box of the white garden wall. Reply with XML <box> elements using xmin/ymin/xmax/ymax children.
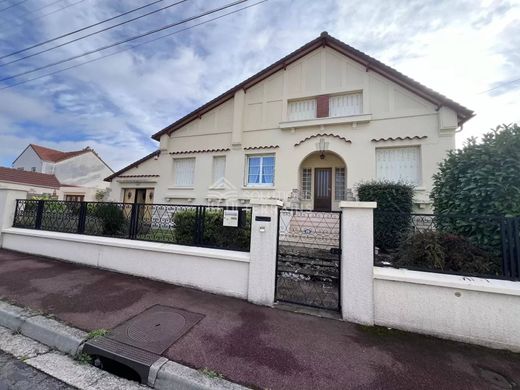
<box><xmin>374</xmin><ymin>267</ymin><xmax>520</xmax><ymax>352</ymax></box>
<box><xmin>1</xmin><ymin>228</ymin><xmax>250</xmax><ymax>299</ymax></box>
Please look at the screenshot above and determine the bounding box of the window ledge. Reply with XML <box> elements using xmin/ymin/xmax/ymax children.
<box><xmin>165</xmin><ymin>195</ymin><xmax>195</xmax><ymax>202</ymax></box>
<box><xmin>280</xmin><ymin>114</ymin><xmax>372</xmax><ymax>129</ymax></box>
<box><xmin>242</xmin><ymin>186</ymin><xmax>275</xmax><ymax>190</ymax></box>
<box><xmin>167</xmin><ymin>186</ymin><xmax>194</xmax><ymax>190</ymax></box>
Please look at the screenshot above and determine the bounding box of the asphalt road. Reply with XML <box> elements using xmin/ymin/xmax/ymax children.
<box><xmin>0</xmin><ymin>351</ymin><xmax>73</xmax><ymax>390</ymax></box>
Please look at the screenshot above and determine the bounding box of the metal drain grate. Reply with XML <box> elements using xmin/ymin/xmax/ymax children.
<box><xmin>107</xmin><ymin>305</ymin><xmax>204</xmax><ymax>354</ymax></box>
<box><xmin>83</xmin><ymin>305</ymin><xmax>204</xmax><ymax>384</ymax></box>
<box><xmin>82</xmin><ymin>335</ymin><xmax>165</xmax><ymax>384</ymax></box>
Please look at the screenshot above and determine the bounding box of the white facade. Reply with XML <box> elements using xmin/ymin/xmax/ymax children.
<box><xmin>107</xmin><ymin>35</ymin><xmax>471</xmax><ymax>211</ymax></box>
<box><xmin>13</xmin><ymin>145</ymin><xmax>112</xmax><ymax>201</ymax></box>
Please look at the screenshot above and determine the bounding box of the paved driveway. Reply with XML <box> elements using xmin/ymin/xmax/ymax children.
<box><xmin>0</xmin><ymin>249</ymin><xmax>518</xmax><ymax>390</ymax></box>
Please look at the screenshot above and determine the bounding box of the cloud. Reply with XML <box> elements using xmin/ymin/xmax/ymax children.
<box><xmin>0</xmin><ymin>0</ymin><xmax>519</xmax><ymax>169</ymax></box>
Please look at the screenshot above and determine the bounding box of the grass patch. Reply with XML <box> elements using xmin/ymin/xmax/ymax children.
<box><xmin>199</xmin><ymin>368</ymin><xmax>224</xmax><ymax>380</ymax></box>
<box><xmin>86</xmin><ymin>328</ymin><xmax>108</xmax><ymax>340</ymax></box>
<box><xmin>74</xmin><ymin>352</ymin><xmax>92</xmax><ymax>365</ymax></box>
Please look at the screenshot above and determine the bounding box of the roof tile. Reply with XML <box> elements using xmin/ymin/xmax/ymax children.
<box><xmin>0</xmin><ymin>167</ymin><xmax>61</xmax><ymax>188</ymax></box>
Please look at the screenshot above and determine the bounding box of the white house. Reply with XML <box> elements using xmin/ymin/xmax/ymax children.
<box><xmin>105</xmin><ymin>32</ymin><xmax>473</xmax><ymax>211</ymax></box>
<box><xmin>12</xmin><ymin>144</ymin><xmax>113</xmax><ymax>201</ymax></box>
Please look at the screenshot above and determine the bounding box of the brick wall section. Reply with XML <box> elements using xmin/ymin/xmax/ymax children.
<box><xmin>316</xmin><ymin>95</ymin><xmax>329</xmax><ymax>118</ymax></box>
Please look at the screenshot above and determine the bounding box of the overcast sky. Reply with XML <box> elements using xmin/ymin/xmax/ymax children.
<box><xmin>0</xmin><ymin>0</ymin><xmax>518</xmax><ymax>171</ymax></box>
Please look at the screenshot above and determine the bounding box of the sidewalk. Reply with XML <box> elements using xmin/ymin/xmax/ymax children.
<box><xmin>0</xmin><ymin>249</ymin><xmax>518</xmax><ymax>390</ymax></box>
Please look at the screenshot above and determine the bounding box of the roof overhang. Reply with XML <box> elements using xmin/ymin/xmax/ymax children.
<box><xmin>152</xmin><ymin>32</ymin><xmax>474</xmax><ymax>141</ymax></box>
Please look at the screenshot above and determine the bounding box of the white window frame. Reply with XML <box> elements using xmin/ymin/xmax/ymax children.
<box><xmin>376</xmin><ymin>146</ymin><xmax>422</xmax><ymax>186</ymax></box>
<box><xmin>301</xmin><ymin>168</ymin><xmax>312</xmax><ymax>200</ymax></box>
<box><xmin>245</xmin><ymin>154</ymin><xmax>275</xmax><ymax>187</ymax></box>
<box><xmin>173</xmin><ymin>157</ymin><xmax>195</xmax><ymax>188</ymax></box>
<box><xmin>329</xmin><ymin>92</ymin><xmax>363</xmax><ymax>117</ymax></box>
<box><xmin>335</xmin><ymin>167</ymin><xmax>346</xmax><ymax>200</ymax></box>
<box><xmin>212</xmin><ymin>155</ymin><xmax>226</xmax><ymax>187</ymax></box>
<box><xmin>287</xmin><ymin>98</ymin><xmax>317</xmax><ymax>121</ymax></box>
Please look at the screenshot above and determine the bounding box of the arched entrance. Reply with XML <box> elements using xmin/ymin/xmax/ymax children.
<box><xmin>299</xmin><ymin>151</ymin><xmax>347</xmax><ymax>211</ymax></box>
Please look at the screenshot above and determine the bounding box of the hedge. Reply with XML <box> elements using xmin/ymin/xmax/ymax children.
<box><xmin>173</xmin><ymin>209</ymin><xmax>251</xmax><ymax>251</ymax></box>
<box><xmin>357</xmin><ymin>180</ymin><xmax>414</xmax><ymax>251</ymax></box>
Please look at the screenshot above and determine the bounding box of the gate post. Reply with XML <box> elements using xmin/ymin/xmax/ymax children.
<box><xmin>247</xmin><ymin>199</ymin><xmax>283</xmax><ymax>306</ymax></box>
<box><xmin>0</xmin><ymin>189</ymin><xmax>28</xmax><ymax>247</ymax></box>
<box><xmin>340</xmin><ymin>201</ymin><xmax>377</xmax><ymax>325</ymax></box>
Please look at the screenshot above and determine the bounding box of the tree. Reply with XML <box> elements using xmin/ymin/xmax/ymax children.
<box><xmin>431</xmin><ymin>123</ymin><xmax>520</xmax><ymax>216</ymax></box>
<box><xmin>431</xmin><ymin>123</ymin><xmax>520</xmax><ymax>256</ymax></box>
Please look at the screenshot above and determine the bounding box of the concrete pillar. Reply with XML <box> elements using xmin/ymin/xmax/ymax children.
<box><xmin>340</xmin><ymin>201</ymin><xmax>377</xmax><ymax>325</ymax></box>
<box><xmin>0</xmin><ymin>189</ymin><xmax>28</xmax><ymax>246</ymax></box>
<box><xmin>247</xmin><ymin>199</ymin><xmax>283</xmax><ymax>306</ymax></box>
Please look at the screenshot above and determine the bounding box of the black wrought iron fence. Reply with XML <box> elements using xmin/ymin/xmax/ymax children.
<box><xmin>374</xmin><ymin>211</ymin><xmax>520</xmax><ymax>281</ymax></box>
<box><xmin>13</xmin><ymin>199</ymin><xmax>252</xmax><ymax>252</ymax></box>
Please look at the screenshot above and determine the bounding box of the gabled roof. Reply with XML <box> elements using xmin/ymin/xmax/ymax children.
<box><xmin>30</xmin><ymin>144</ymin><xmax>90</xmax><ymax>162</ymax></box>
<box><xmin>152</xmin><ymin>31</ymin><xmax>474</xmax><ymax>141</ymax></box>
<box><xmin>0</xmin><ymin>167</ymin><xmax>61</xmax><ymax>188</ymax></box>
<box><xmin>104</xmin><ymin>150</ymin><xmax>160</xmax><ymax>182</ymax></box>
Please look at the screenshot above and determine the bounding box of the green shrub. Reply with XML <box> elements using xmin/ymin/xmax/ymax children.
<box><xmin>357</xmin><ymin>181</ymin><xmax>415</xmax><ymax>251</ymax></box>
<box><xmin>431</xmin><ymin>123</ymin><xmax>520</xmax><ymax>253</ymax></box>
<box><xmin>92</xmin><ymin>204</ymin><xmax>128</xmax><ymax>235</ymax></box>
<box><xmin>173</xmin><ymin>209</ymin><xmax>197</xmax><ymax>245</ymax></box>
<box><xmin>173</xmin><ymin>209</ymin><xmax>251</xmax><ymax>250</ymax></box>
<box><xmin>396</xmin><ymin>231</ymin><xmax>500</xmax><ymax>275</ymax></box>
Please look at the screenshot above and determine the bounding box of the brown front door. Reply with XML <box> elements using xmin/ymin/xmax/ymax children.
<box><xmin>314</xmin><ymin>168</ymin><xmax>332</xmax><ymax>211</ymax></box>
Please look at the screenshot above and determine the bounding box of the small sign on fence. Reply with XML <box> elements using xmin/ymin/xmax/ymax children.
<box><xmin>223</xmin><ymin>210</ymin><xmax>239</xmax><ymax>227</ymax></box>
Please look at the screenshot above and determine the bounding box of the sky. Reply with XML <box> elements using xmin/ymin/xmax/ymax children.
<box><xmin>0</xmin><ymin>0</ymin><xmax>518</xmax><ymax>171</ymax></box>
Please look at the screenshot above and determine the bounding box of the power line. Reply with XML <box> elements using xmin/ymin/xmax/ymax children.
<box><xmin>0</xmin><ymin>0</ymin><xmax>268</xmax><ymax>91</ymax></box>
<box><xmin>478</xmin><ymin>77</ymin><xmax>520</xmax><ymax>95</ymax></box>
<box><xmin>0</xmin><ymin>0</ymin><xmax>28</xmax><ymax>13</ymax></box>
<box><xmin>0</xmin><ymin>0</ymin><xmax>189</xmax><ymax>67</ymax></box>
<box><xmin>0</xmin><ymin>0</ymin><xmax>167</xmax><ymax>60</ymax></box>
<box><xmin>0</xmin><ymin>0</ymin><xmax>248</xmax><ymax>83</ymax></box>
<box><xmin>21</xmin><ymin>0</ymin><xmax>65</xmax><ymax>16</ymax></box>
<box><xmin>28</xmin><ymin>0</ymin><xmax>86</xmax><ymax>21</ymax></box>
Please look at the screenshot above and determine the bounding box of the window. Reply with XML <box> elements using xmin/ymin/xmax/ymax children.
<box><xmin>173</xmin><ymin>158</ymin><xmax>195</xmax><ymax>187</ymax></box>
<box><xmin>246</xmin><ymin>155</ymin><xmax>275</xmax><ymax>186</ymax></box>
<box><xmin>212</xmin><ymin>156</ymin><xmax>226</xmax><ymax>185</ymax></box>
<box><xmin>329</xmin><ymin>93</ymin><xmax>362</xmax><ymax>117</ymax></box>
<box><xmin>301</xmin><ymin>168</ymin><xmax>312</xmax><ymax>200</ymax></box>
<box><xmin>65</xmin><ymin>195</ymin><xmax>84</xmax><ymax>202</ymax></box>
<box><xmin>335</xmin><ymin>168</ymin><xmax>346</xmax><ymax>200</ymax></box>
<box><xmin>288</xmin><ymin>98</ymin><xmax>317</xmax><ymax>121</ymax></box>
<box><xmin>376</xmin><ymin>146</ymin><xmax>421</xmax><ymax>185</ymax></box>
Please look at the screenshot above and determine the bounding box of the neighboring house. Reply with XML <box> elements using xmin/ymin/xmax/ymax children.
<box><xmin>105</xmin><ymin>32</ymin><xmax>473</xmax><ymax>211</ymax></box>
<box><xmin>0</xmin><ymin>166</ymin><xmax>72</xmax><ymax>200</ymax></box>
<box><xmin>12</xmin><ymin>144</ymin><xmax>113</xmax><ymax>201</ymax></box>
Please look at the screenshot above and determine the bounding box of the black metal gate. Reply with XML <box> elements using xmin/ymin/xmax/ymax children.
<box><xmin>275</xmin><ymin>209</ymin><xmax>341</xmax><ymax>311</ymax></box>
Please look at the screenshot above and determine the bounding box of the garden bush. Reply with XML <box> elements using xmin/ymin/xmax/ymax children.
<box><xmin>396</xmin><ymin>231</ymin><xmax>501</xmax><ymax>275</ymax></box>
<box><xmin>173</xmin><ymin>209</ymin><xmax>251</xmax><ymax>250</ymax></box>
<box><xmin>431</xmin><ymin>123</ymin><xmax>520</xmax><ymax>254</ymax></box>
<box><xmin>357</xmin><ymin>180</ymin><xmax>415</xmax><ymax>251</ymax></box>
<box><xmin>91</xmin><ymin>203</ymin><xmax>128</xmax><ymax>235</ymax></box>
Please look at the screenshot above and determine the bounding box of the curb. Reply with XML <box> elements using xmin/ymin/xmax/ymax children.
<box><xmin>0</xmin><ymin>300</ymin><xmax>249</xmax><ymax>390</ymax></box>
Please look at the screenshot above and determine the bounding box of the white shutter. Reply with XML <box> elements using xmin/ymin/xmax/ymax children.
<box><xmin>329</xmin><ymin>93</ymin><xmax>362</xmax><ymax>117</ymax></box>
<box><xmin>376</xmin><ymin>147</ymin><xmax>421</xmax><ymax>185</ymax></box>
<box><xmin>288</xmin><ymin>98</ymin><xmax>317</xmax><ymax>121</ymax></box>
<box><xmin>174</xmin><ymin>158</ymin><xmax>195</xmax><ymax>187</ymax></box>
<box><xmin>212</xmin><ymin>156</ymin><xmax>226</xmax><ymax>184</ymax></box>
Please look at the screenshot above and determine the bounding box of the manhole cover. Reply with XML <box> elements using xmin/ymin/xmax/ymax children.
<box><xmin>478</xmin><ymin>367</ymin><xmax>514</xmax><ymax>389</ymax></box>
<box><xmin>108</xmin><ymin>305</ymin><xmax>204</xmax><ymax>354</ymax></box>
